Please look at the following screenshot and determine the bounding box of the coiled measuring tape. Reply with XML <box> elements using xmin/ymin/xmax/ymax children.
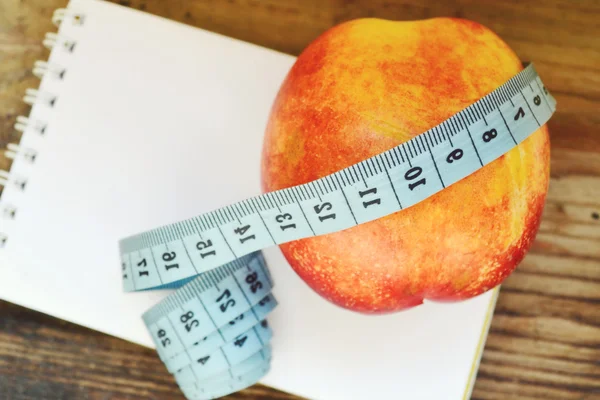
<box><xmin>122</xmin><ymin>63</ymin><xmax>556</xmax><ymax>399</ymax></box>
<box><xmin>137</xmin><ymin>252</ymin><xmax>277</xmax><ymax>400</ymax></box>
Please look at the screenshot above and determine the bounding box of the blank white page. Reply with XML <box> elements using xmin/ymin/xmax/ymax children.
<box><xmin>0</xmin><ymin>0</ymin><xmax>497</xmax><ymax>399</ymax></box>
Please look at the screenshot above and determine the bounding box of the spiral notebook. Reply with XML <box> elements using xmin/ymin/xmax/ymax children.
<box><xmin>0</xmin><ymin>0</ymin><xmax>499</xmax><ymax>399</ymax></box>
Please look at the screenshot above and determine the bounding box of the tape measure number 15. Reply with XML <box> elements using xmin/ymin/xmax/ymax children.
<box><xmin>119</xmin><ymin>63</ymin><xmax>556</xmax><ymax>399</ymax></box>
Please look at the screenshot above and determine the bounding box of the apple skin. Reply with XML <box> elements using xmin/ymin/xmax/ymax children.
<box><xmin>260</xmin><ymin>18</ymin><xmax>550</xmax><ymax>313</ymax></box>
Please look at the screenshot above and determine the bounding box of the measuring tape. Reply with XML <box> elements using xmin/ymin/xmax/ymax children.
<box><xmin>138</xmin><ymin>252</ymin><xmax>277</xmax><ymax>399</ymax></box>
<box><xmin>123</xmin><ymin>63</ymin><xmax>556</xmax><ymax>399</ymax></box>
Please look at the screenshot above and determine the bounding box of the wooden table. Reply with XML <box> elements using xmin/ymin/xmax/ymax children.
<box><xmin>1</xmin><ymin>0</ymin><xmax>599</xmax><ymax>399</ymax></box>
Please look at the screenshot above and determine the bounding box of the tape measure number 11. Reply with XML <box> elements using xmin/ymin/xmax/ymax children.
<box><xmin>119</xmin><ymin>63</ymin><xmax>556</xmax><ymax>399</ymax></box>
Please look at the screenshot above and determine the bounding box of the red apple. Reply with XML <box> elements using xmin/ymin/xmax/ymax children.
<box><xmin>261</xmin><ymin>18</ymin><xmax>550</xmax><ymax>313</ymax></box>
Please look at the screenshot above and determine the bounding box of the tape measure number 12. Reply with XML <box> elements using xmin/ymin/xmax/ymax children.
<box><xmin>120</xmin><ymin>63</ymin><xmax>556</xmax><ymax>399</ymax></box>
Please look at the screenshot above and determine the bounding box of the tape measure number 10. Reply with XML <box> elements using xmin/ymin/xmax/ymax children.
<box><xmin>119</xmin><ymin>63</ymin><xmax>556</xmax><ymax>399</ymax></box>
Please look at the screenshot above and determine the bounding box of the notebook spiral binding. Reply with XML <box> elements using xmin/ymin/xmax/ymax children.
<box><xmin>0</xmin><ymin>8</ymin><xmax>85</xmax><ymax>249</ymax></box>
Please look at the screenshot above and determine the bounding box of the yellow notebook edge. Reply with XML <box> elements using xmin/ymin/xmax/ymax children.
<box><xmin>462</xmin><ymin>286</ymin><xmax>500</xmax><ymax>400</ymax></box>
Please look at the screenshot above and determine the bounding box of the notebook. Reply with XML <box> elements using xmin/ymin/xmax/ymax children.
<box><xmin>0</xmin><ymin>0</ymin><xmax>499</xmax><ymax>398</ymax></box>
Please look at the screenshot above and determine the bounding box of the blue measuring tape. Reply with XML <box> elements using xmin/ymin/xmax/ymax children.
<box><xmin>120</xmin><ymin>63</ymin><xmax>556</xmax><ymax>399</ymax></box>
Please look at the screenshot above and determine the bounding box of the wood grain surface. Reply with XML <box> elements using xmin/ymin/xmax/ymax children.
<box><xmin>1</xmin><ymin>0</ymin><xmax>599</xmax><ymax>399</ymax></box>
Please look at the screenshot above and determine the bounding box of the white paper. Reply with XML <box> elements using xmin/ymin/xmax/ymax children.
<box><xmin>0</xmin><ymin>1</ymin><xmax>497</xmax><ymax>399</ymax></box>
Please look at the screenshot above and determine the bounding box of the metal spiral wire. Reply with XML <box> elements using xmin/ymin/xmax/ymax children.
<box><xmin>0</xmin><ymin>7</ymin><xmax>85</xmax><ymax>247</ymax></box>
